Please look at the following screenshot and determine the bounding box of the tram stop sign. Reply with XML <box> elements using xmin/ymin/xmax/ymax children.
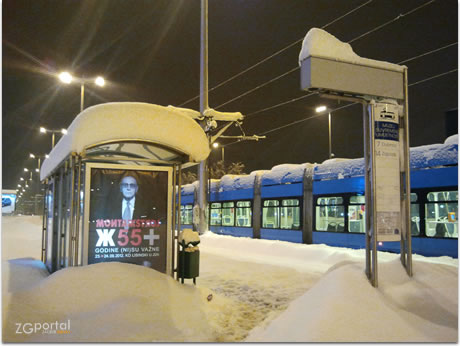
<box><xmin>372</xmin><ymin>102</ymin><xmax>402</xmax><ymax>242</ymax></box>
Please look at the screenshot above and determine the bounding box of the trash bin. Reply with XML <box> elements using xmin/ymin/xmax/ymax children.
<box><xmin>178</xmin><ymin>249</ymin><xmax>200</xmax><ymax>281</ymax></box>
<box><xmin>177</xmin><ymin>229</ymin><xmax>200</xmax><ymax>284</ymax></box>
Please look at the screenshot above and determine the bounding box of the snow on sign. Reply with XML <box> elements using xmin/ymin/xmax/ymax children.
<box><xmin>372</xmin><ymin>102</ymin><xmax>401</xmax><ymax>241</ymax></box>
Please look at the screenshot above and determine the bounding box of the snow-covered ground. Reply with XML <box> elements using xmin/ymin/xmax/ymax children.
<box><xmin>1</xmin><ymin>215</ymin><xmax>458</xmax><ymax>342</ymax></box>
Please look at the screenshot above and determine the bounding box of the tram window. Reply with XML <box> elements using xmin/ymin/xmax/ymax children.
<box><xmin>425</xmin><ymin>191</ymin><xmax>458</xmax><ymax>238</ymax></box>
<box><xmin>236</xmin><ymin>201</ymin><xmax>252</xmax><ymax>227</ymax></box>
<box><xmin>210</xmin><ymin>202</ymin><xmax>222</xmax><ymax>226</ymax></box>
<box><xmin>316</xmin><ymin>197</ymin><xmax>344</xmax><ymax>232</ymax></box>
<box><xmin>410</xmin><ymin>193</ymin><xmax>420</xmax><ymax>236</ymax></box>
<box><xmin>280</xmin><ymin>199</ymin><xmax>301</xmax><ymax>230</ymax></box>
<box><xmin>180</xmin><ymin>204</ymin><xmax>193</xmax><ymax>225</ymax></box>
<box><xmin>263</xmin><ymin>199</ymin><xmax>279</xmax><ymax>228</ymax></box>
<box><xmin>348</xmin><ymin>195</ymin><xmax>365</xmax><ymax>233</ymax></box>
<box><xmin>222</xmin><ymin>202</ymin><xmax>235</xmax><ymax>226</ymax></box>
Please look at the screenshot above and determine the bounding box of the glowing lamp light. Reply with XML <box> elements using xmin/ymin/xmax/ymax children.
<box><xmin>95</xmin><ymin>76</ymin><xmax>105</xmax><ymax>87</ymax></box>
<box><xmin>378</xmin><ymin>241</ymin><xmax>383</xmax><ymax>246</ymax></box>
<box><xmin>24</xmin><ymin>168</ymin><xmax>29</xmax><ymax>172</ymax></box>
<box><xmin>59</xmin><ymin>71</ymin><xmax>73</xmax><ymax>84</ymax></box>
<box><xmin>212</xmin><ymin>142</ymin><xmax>219</xmax><ymax>148</ymax></box>
<box><xmin>29</xmin><ymin>153</ymin><xmax>35</xmax><ymax>158</ymax></box>
<box><xmin>315</xmin><ymin>105</ymin><xmax>327</xmax><ymax>113</ymax></box>
<box><xmin>61</xmin><ymin>129</ymin><xmax>68</xmax><ymax>135</ymax></box>
<box><xmin>40</xmin><ymin>127</ymin><xmax>47</xmax><ymax>133</ymax></box>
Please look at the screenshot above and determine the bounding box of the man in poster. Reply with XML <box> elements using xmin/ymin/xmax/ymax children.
<box><xmin>111</xmin><ymin>175</ymin><xmax>157</xmax><ymax>223</ymax></box>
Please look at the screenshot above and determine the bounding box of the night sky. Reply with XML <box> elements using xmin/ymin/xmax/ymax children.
<box><xmin>2</xmin><ymin>0</ymin><xmax>458</xmax><ymax>190</ymax></box>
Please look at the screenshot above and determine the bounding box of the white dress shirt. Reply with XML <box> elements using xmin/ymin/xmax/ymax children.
<box><xmin>122</xmin><ymin>197</ymin><xmax>135</xmax><ymax>219</ymax></box>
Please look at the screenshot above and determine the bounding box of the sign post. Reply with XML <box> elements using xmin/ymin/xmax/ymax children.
<box><xmin>299</xmin><ymin>28</ymin><xmax>412</xmax><ymax>287</ymax></box>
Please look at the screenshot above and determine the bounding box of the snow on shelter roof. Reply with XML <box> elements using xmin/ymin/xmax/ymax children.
<box><xmin>40</xmin><ymin>102</ymin><xmax>210</xmax><ymax>180</ymax></box>
<box><xmin>298</xmin><ymin>28</ymin><xmax>405</xmax><ymax>73</ymax></box>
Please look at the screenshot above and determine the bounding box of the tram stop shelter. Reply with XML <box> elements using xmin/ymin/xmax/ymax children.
<box><xmin>40</xmin><ymin>102</ymin><xmax>210</xmax><ymax>276</ymax></box>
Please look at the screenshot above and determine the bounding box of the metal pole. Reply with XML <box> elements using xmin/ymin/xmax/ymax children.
<box><xmin>403</xmin><ymin>68</ymin><xmax>413</xmax><ymax>276</ymax></box>
<box><xmin>197</xmin><ymin>0</ymin><xmax>209</xmax><ymax>235</ymax></box>
<box><xmin>80</xmin><ymin>83</ymin><xmax>85</xmax><ymax>113</ymax></box>
<box><xmin>52</xmin><ymin>133</ymin><xmax>55</xmax><ymax>149</ymax></box>
<box><xmin>370</xmin><ymin>101</ymin><xmax>378</xmax><ymax>287</ymax></box>
<box><xmin>222</xmin><ymin>147</ymin><xmax>225</xmax><ymax>162</ymax></box>
<box><xmin>328</xmin><ymin>112</ymin><xmax>332</xmax><ymax>159</ymax></box>
<box><xmin>363</xmin><ymin>104</ymin><xmax>371</xmax><ymax>279</ymax></box>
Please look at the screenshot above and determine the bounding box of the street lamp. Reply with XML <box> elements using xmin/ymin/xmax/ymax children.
<box><xmin>40</xmin><ymin>127</ymin><xmax>67</xmax><ymax>148</ymax></box>
<box><xmin>316</xmin><ymin>105</ymin><xmax>333</xmax><ymax>160</ymax></box>
<box><xmin>212</xmin><ymin>142</ymin><xmax>224</xmax><ymax>162</ymax></box>
<box><xmin>58</xmin><ymin>71</ymin><xmax>105</xmax><ymax>112</ymax></box>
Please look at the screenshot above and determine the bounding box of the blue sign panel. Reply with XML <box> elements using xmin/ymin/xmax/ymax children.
<box><xmin>375</xmin><ymin>121</ymin><xmax>399</xmax><ymax>141</ymax></box>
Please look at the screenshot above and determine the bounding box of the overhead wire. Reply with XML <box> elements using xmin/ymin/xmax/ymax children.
<box><xmin>222</xmin><ymin>44</ymin><xmax>457</xmax><ymax>149</ymax></box>
<box><xmin>178</xmin><ymin>0</ymin><xmax>374</xmax><ymax>107</ymax></box>
<box><xmin>245</xmin><ymin>41</ymin><xmax>457</xmax><ymax>118</ymax></box>
<box><xmin>213</xmin><ymin>0</ymin><xmax>438</xmax><ymax>110</ymax></box>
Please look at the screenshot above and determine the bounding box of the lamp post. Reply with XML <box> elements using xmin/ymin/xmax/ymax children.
<box><xmin>40</xmin><ymin>127</ymin><xmax>67</xmax><ymax>148</ymax></box>
<box><xmin>316</xmin><ymin>105</ymin><xmax>332</xmax><ymax>160</ymax></box>
<box><xmin>212</xmin><ymin>142</ymin><xmax>224</xmax><ymax>162</ymax></box>
<box><xmin>58</xmin><ymin>72</ymin><xmax>105</xmax><ymax>112</ymax></box>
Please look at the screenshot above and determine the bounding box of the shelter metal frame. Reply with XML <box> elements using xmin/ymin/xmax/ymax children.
<box><xmin>41</xmin><ymin>138</ymin><xmax>190</xmax><ymax>277</ymax></box>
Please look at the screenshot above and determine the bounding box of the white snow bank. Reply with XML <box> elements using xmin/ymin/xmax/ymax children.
<box><xmin>299</xmin><ymin>28</ymin><xmax>405</xmax><ymax>72</ymax></box>
<box><xmin>246</xmin><ymin>259</ymin><xmax>458</xmax><ymax>342</ymax></box>
<box><xmin>444</xmin><ymin>133</ymin><xmax>458</xmax><ymax>145</ymax></box>
<box><xmin>40</xmin><ymin>102</ymin><xmax>210</xmax><ymax>180</ymax></box>
<box><xmin>3</xmin><ymin>261</ymin><xmax>219</xmax><ymax>342</ymax></box>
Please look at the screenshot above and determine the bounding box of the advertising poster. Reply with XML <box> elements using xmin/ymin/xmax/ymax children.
<box><xmin>2</xmin><ymin>191</ymin><xmax>17</xmax><ymax>214</ymax></box>
<box><xmin>373</xmin><ymin>102</ymin><xmax>401</xmax><ymax>242</ymax></box>
<box><xmin>87</xmin><ymin>167</ymin><xmax>169</xmax><ymax>273</ymax></box>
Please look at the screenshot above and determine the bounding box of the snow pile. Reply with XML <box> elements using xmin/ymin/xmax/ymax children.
<box><xmin>3</xmin><ymin>261</ymin><xmax>219</xmax><ymax>342</ymax></box>
<box><xmin>220</xmin><ymin>174</ymin><xmax>255</xmax><ymax>191</ymax></box>
<box><xmin>40</xmin><ymin>102</ymin><xmax>210</xmax><ymax>180</ymax></box>
<box><xmin>246</xmin><ymin>259</ymin><xmax>458</xmax><ymax>342</ymax></box>
<box><xmin>178</xmin><ymin>228</ymin><xmax>200</xmax><ymax>246</ymax></box>
<box><xmin>410</xmin><ymin>141</ymin><xmax>458</xmax><ymax>169</ymax></box>
<box><xmin>444</xmin><ymin>133</ymin><xmax>458</xmax><ymax>145</ymax></box>
<box><xmin>298</xmin><ymin>28</ymin><xmax>405</xmax><ymax>72</ymax></box>
<box><xmin>261</xmin><ymin>163</ymin><xmax>315</xmax><ymax>186</ymax></box>
<box><xmin>2</xmin><ymin>216</ymin><xmax>457</xmax><ymax>342</ymax></box>
<box><xmin>314</xmin><ymin>157</ymin><xmax>365</xmax><ymax>181</ymax></box>
<box><xmin>314</xmin><ymin>134</ymin><xmax>458</xmax><ymax>180</ymax></box>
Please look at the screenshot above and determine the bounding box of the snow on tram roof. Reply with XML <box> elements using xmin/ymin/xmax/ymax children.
<box><xmin>40</xmin><ymin>102</ymin><xmax>210</xmax><ymax>180</ymax></box>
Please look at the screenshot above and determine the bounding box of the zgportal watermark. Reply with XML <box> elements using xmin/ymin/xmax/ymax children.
<box><xmin>16</xmin><ymin>320</ymin><xmax>71</xmax><ymax>335</ymax></box>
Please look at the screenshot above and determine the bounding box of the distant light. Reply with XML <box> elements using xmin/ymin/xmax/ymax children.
<box><xmin>378</xmin><ymin>241</ymin><xmax>383</xmax><ymax>246</ymax></box>
<box><xmin>40</xmin><ymin>127</ymin><xmax>47</xmax><ymax>133</ymax></box>
<box><xmin>212</xmin><ymin>142</ymin><xmax>219</xmax><ymax>148</ymax></box>
<box><xmin>45</xmin><ymin>154</ymin><xmax>50</xmax><ymax>159</ymax></box>
<box><xmin>316</xmin><ymin>105</ymin><xmax>327</xmax><ymax>113</ymax></box>
<box><xmin>17</xmin><ymin>184</ymin><xmax>21</xmax><ymax>188</ymax></box>
<box><xmin>29</xmin><ymin>153</ymin><xmax>35</xmax><ymax>158</ymax></box>
<box><xmin>61</xmin><ymin>128</ymin><xmax>68</xmax><ymax>135</ymax></box>
<box><xmin>20</xmin><ymin>177</ymin><xmax>24</xmax><ymax>181</ymax></box>
<box><xmin>59</xmin><ymin>71</ymin><xmax>73</xmax><ymax>84</ymax></box>
<box><xmin>35</xmin><ymin>168</ymin><xmax>39</xmax><ymax>172</ymax></box>
<box><xmin>24</xmin><ymin>168</ymin><xmax>29</xmax><ymax>172</ymax></box>
<box><xmin>95</xmin><ymin>76</ymin><xmax>105</xmax><ymax>87</ymax></box>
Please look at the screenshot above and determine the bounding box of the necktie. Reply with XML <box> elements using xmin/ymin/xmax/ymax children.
<box><xmin>123</xmin><ymin>201</ymin><xmax>131</xmax><ymax>224</ymax></box>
